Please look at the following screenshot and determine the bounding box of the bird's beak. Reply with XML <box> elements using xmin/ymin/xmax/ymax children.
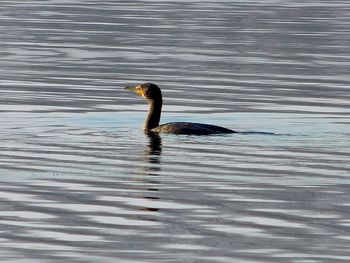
<box><xmin>124</xmin><ymin>85</ymin><xmax>136</xmax><ymax>92</ymax></box>
<box><xmin>124</xmin><ymin>85</ymin><xmax>144</xmax><ymax>97</ymax></box>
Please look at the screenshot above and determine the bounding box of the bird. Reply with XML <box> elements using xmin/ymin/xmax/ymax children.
<box><xmin>124</xmin><ymin>83</ymin><xmax>236</xmax><ymax>135</ymax></box>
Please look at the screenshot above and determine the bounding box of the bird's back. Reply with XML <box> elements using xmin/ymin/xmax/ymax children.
<box><xmin>151</xmin><ymin>122</ymin><xmax>235</xmax><ymax>135</ymax></box>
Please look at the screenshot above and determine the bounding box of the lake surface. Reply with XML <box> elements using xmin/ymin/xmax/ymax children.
<box><xmin>1</xmin><ymin>1</ymin><xmax>350</xmax><ymax>262</ymax></box>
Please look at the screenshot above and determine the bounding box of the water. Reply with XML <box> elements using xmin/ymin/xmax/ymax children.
<box><xmin>1</xmin><ymin>1</ymin><xmax>350</xmax><ymax>262</ymax></box>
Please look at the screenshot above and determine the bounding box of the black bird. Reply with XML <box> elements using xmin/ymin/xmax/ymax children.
<box><xmin>125</xmin><ymin>83</ymin><xmax>236</xmax><ymax>135</ymax></box>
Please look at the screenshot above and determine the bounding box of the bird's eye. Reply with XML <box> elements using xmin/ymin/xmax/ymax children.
<box><xmin>145</xmin><ymin>89</ymin><xmax>151</xmax><ymax>97</ymax></box>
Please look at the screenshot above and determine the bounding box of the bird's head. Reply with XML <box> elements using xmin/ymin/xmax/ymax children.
<box><xmin>124</xmin><ymin>83</ymin><xmax>162</xmax><ymax>101</ymax></box>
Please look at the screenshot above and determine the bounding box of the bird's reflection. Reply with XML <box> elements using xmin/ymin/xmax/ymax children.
<box><xmin>145</xmin><ymin>131</ymin><xmax>162</xmax><ymax>165</ymax></box>
<box><xmin>136</xmin><ymin>131</ymin><xmax>162</xmax><ymax>177</ymax></box>
<box><xmin>131</xmin><ymin>132</ymin><xmax>163</xmax><ymax>214</ymax></box>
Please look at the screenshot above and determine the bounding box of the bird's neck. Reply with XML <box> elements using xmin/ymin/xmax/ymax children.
<box><xmin>144</xmin><ymin>98</ymin><xmax>162</xmax><ymax>131</ymax></box>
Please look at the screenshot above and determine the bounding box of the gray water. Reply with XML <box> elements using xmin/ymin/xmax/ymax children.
<box><xmin>1</xmin><ymin>1</ymin><xmax>350</xmax><ymax>262</ymax></box>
